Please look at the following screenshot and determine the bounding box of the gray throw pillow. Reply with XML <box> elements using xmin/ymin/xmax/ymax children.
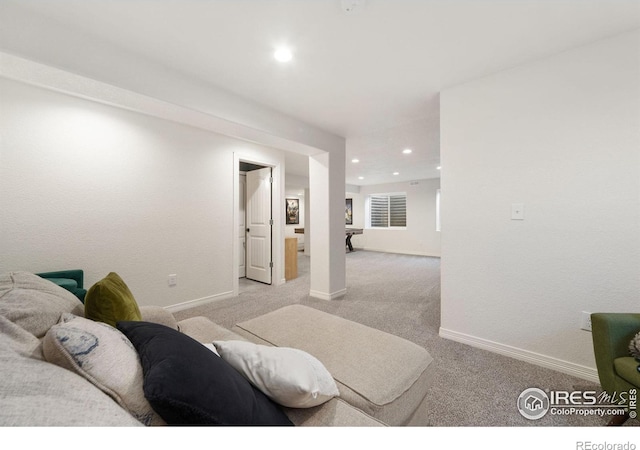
<box><xmin>43</xmin><ymin>313</ymin><xmax>165</xmax><ymax>426</ymax></box>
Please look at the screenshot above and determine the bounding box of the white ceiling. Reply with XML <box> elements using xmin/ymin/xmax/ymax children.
<box><xmin>1</xmin><ymin>0</ymin><xmax>639</xmax><ymax>186</ymax></box>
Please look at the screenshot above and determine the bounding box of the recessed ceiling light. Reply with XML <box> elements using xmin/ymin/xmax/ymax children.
<box><xmin>358</xmin><ymin>176</ymin><xmax>364</xmax><ymax>180</ymax></box>
<box><xmin>274</xmin><ymin>47</ymin><xmax>293</xmax><ymax>62</ymax></box>
<box><xmin>402</xmin><ymin>149</ymin><xmax>412</xmax><ymax>154</ymax></box>
<box><xmin>393</xmin><ymin>172</ymin><xmax>399</xmax><ymax>175</ymax></box>
<box><xmin>352</xmin><ymin>158</ymin><xmax>360</xmax><ymax>163</ymax></box>
<box><xmin>437</xmin><ymin>166</ymin><xmax>441</xmax><ymax>170</ymax></box>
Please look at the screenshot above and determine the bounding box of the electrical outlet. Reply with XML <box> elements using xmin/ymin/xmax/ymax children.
<box><xmin>168</xmin><ymin>274</ymin><xmax>177</xmax><ymax>287</ymax></box>
<box><xmin>511</xmin><ymin>203</ymin><xmax>525</xmax><ymax>220</ymax></box>
<box><xmin>580</xmin><ymin>311</ymin><xmax>592</xmax><ymax>332</ymax></box>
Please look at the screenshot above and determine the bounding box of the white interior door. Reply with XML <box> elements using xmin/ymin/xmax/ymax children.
<box><xmin>239</xmin><ymin>173</ymin><xmax>246</xmax><ymax>278</ymax></box>
<box><xmin>245</xmin><ymin>167</ymin><xmax>272</xmax><ymax>284</ymax></box>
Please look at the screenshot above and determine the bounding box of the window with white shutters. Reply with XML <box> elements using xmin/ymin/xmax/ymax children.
<box><xmin>368</xmin><ymin>193</ymin><xmax>406</xmax><ymax>228</ymax></box>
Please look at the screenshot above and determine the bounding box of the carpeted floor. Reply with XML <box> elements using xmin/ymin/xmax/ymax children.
<box><xmin>174</xmin><ymin>250</ymin><xmax>638</xmax><ymax>427</ymax></box>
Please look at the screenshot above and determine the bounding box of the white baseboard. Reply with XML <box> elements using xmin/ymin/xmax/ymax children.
<box><xmin>165</xmin><ymin>290</ymin><xmax>235</xmax><ymax>314</ymax></box>
<box><xmin>360</xmin><ymin>246</ymin><xmax>441</xmax><ymax>258</ymax></box>
<box><xmin>309</xmin><ymin>288</ymin><xmax>347</xmax><ymax>301</ymax></box>
<box><xmin>439</xmin><ymin>327</ymin><xmax>600</xmax><ymax>384</ymax></box>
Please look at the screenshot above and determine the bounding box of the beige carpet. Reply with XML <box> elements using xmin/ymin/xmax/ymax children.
<box><xmin>175</xmin><ymin>250</ymin><xmax>638</xmax><ymax>427</ymax></box>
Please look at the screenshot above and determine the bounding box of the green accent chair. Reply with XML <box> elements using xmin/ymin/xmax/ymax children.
<box><xmin>36</xmin><ymin>269</ymin><xmax>87</xmax><ymax>303</ymax></box>
<box><xmin>591</xmin><ymin>313</ymin><xmax>640</xmax><ymax>425</ymax></box>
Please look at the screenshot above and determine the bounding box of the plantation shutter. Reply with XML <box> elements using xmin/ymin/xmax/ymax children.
<box><xmin>370</xmin><ymin>195</ymin><xmax>389</xmax><ymax>228</ymax></box>
<box><xmin>369</xmin><ymin>193</ymin><xmax>406</xmax><ymax>228</ymax></box>
<box><xmin>389</xmin><ymin>195</ymin><xmax>406</xmax><ymax>227</ymax></box>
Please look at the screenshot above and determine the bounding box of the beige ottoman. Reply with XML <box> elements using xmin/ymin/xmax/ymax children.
<box><xmin>233</xmin><ymin>305</ymin><xmax>434</xmax><ymax>426</ymax></box>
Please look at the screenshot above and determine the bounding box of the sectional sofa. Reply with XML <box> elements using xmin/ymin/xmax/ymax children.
<box><xmin>0</xmin><ymin>271</ymin><xmax>434</xmax><ymax>426</ymax></box>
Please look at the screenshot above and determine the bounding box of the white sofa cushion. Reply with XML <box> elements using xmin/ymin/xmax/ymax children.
<box><xmin>0</xmin><ymin>332</ymin><xmax>142</xmax><ymax>426</ymax></box>
<box><xmin>213</xmin><ymin>339</ymin><xmax>339</xmax><ymax>408</ymax></box>
<box><xmin>233</xmin><ymin>305</ymin><xmax>434</xmax><ymax>425</ymax></box>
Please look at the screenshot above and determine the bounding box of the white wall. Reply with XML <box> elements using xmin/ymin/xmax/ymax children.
<box><xmin>0</xmin><ymin>77</ymin><xmax>285</xmax><ymax>308</ymax></box>
<box><xmin>350</xmin><ymin>179</ymin><xmax>441</xmax><ymax>257</ymax></box>
<box><xmin>309</xmin><ymin>152</ymin><xmax>347</xmax><ymax>300</ymax></box>
<box><xmin>440</xmin><ymin>30</ymin><xmax>640</xmax><ymax>381</ymax></box>
<box><xmin>1</xmin><ymin>49</ymin><xmax>347</xmax><ymax>303</ymax></box>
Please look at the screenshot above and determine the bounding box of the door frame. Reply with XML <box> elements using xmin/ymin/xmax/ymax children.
<box><xmin>238</xmin><ymin>172</ymin><xmax>247</xmax><ymax>278</ymax></box>
<box><xmin>233</xmin><ymin>152</ymin><xmax>285</xmax><ymax>297</ymax></box>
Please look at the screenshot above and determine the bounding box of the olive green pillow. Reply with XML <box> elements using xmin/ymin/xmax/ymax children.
<box><xmin>84</xmin><ymin>272</ymin><xmax>142</xmax><ymax>327</ymax></box>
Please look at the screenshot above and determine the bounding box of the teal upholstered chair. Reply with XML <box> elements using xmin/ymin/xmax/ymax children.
<box><xmin>591</xmin><ymin>313</ymin><xmax>640</xmax><ymax>425</ymax></box>
<box><xmin>36</xmin><ymin>269</ymin><xmax>87</xmax><ymax>303</ymax></box>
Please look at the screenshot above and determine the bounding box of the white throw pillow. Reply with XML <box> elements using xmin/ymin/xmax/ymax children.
<box><xmin>213</xmin><ymin>340</ymin><xmax>339</xmax><ymax>408</ymax></box>
<box><xmin>42</xmin><ymin>313</ymin><xmax>165</xmax><ymax>426</ymax></box>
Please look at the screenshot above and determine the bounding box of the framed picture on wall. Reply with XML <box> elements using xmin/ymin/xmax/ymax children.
<box><xmin>345</xmin><ymin>198</ymin><xmax>353</xmax><ymax>225</ymax></box>
<box><xmin>286</xmin><ymin>198</ymin><xmax>299</xmax><ymax>225</ymax></box>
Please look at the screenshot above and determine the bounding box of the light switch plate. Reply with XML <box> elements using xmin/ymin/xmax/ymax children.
<box><xmin>511</xmin><ymin>203</ymin><xmax>525</xmax><ymax>220</ymax></box>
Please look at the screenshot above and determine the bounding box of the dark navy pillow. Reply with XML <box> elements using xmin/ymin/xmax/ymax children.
<box><xmin>116</xmin><ymin>321</ymin><xmax>293</xmax><ymax>426</ymax></box>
